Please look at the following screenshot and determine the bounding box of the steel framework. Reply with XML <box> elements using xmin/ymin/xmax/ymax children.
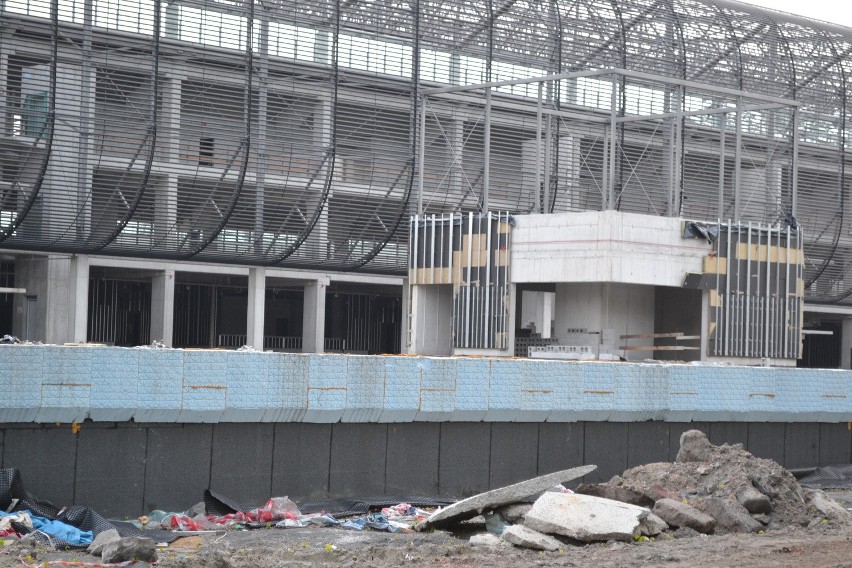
<box><xmin>0</xmin><ymin>0</ymin><xmax>851</xmax><ymax>304</ymax></box>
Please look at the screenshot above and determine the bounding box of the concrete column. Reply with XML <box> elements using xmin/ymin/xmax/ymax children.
<box><xmin>0</xmin><ymin>47</ymin><xmax>8</xmax><ymax>136</ymax></box>
<box><xmin>247</xmin><ymin>267</ymin><xmax>266</xmax><ymax>351</ymax></box>
<box><xmin>303</xmin><ymin>279</ymin><xmax>327</xmax><ymax>353</ymax></box>
<box><xmin>69</xmin><ymin>255</ymin><xmax>89</xmax><ymax>343</ymax></box>
<box><xmin>150</xmin><ymin>270</ymin><xmax>175</xmax><ymax>346</ymax></box>
<box><xmin>841</xmin><ymin>318</ymin><xmax>852</xmax><ymax>369</ymax></box>
<box><xmin>400</xmin><ymin>277</ymin><xmax>411</xmax><ymax>353</ymax></box>
<box><xmin>154</xmin><ymin>176</ymin><xmax>178</xmax><ymax>251</ymax></box>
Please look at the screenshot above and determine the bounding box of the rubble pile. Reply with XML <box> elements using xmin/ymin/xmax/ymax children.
<box><xmin>414</xmin><ymin>429</ymin><xmax>851</xmax><ymax>552</ymax></box>
<box><xmin>578</xmin><ymin>430</ymin><xmax>851</xmax><ymax>534</ymax></box>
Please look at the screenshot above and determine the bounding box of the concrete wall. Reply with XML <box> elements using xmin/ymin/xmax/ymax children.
<box><xmin>554</xmin><ymin>283</ymin><xmax>655</xmax><ymax>361</ymax></box>
<box><xmin>1</xmin><ymin>421</ymin><xmax>847</xmax><ymax>518</ymax></box>
<box><xmin>409</xmin><ymin>285</ymin><xmax>453</xmax><ymax>356</ymax></box>
<box><xmin>511</xmin><ymin>211</ymin><xmax>709</xmax><ymax>286</ymax></box>
<box><xmin>1</xmin><ymin>346</ymin><xmax>851</xmax><ymax>423</ymax></box>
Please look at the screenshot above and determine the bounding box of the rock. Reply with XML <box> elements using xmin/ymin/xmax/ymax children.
<box><xmin>676</xmin><ymin>430</ymin><xmax>713</xmax><ymax>463</ymax></box>
<box><xmin>638</xmin><ymin>512</ymin><xmax>668</xmax><ymax>536</ymax></box>
<box><xmin>752</xmin><ymin>513</ymin><xmax>771</xmax><ymax>525</ymax></box>
<box><xmin>523</xmin><ymin>492</ymin><xmax>651</xmax><ymax>543</ymax></box>
<box><xmin>101</xmin><ymin>536</ymin><xmax>158</xmax><ymax>564</ymax></box>
<box><xmin>576</xmin><ymin>483</ymin><xmax>655</xmax><ymax>507</ymax></box>
<box><xmin>701</xmin><ymin>497</ymin><xmax>763</xmax><ymax>533</ymax></box>
<box><xmin>500</xmin><ymin>525</ymin><xmax>563</xmax><ymax>551</ymax></box>
<box><xmin>469</xmin><ymin>533</ymin><xmax>502</xmax><ymax>547</ymax></box>
<box><xmin>497</xmin><ymin>503</ymin><xmax>532</xmax><ymax>523</ymax></box>
<box><xmin>672</xmin><ymin>526</ymin><xmax>701</xmax><ymax>539</ymax></box>
<box><xmin>806</xmin><ymin>489</ymin><xmax>852</xmax><ymax>520</ymax></box>
<box><xmin>87</xmin><ymin>529</ymin><xmax>120</xmax><ymax>556</ymax></box>
<box><xmin>652</xmin><ymin>498</ymin><xmax>715</xmax><ymax>534</ymax></box>
<box><xmin>736</xmin><ymin>486</ymin><xmax>772</xmax><ymax>514</ymax></box>
<box><xmin>416</xmin><ymin>464</ymin><xmax>596</xmax><ymax>530</ymax></box>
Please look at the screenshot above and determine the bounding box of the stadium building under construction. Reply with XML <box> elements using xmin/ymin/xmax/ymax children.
<box><xmin>2</xmin><ymin>0</ymin><xmax>852</xmax><ymax>367</ymax></box>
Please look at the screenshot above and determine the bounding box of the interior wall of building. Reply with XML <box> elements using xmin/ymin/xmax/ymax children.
<box><xmin>554</xmin><ymin>282</ymin><xmax>655</xmax><ymax>361</ymax></box>
<box><xmin>653</xmin><ymin>287</ymin><xmax>702</xmax><ymax>362</ymax></box>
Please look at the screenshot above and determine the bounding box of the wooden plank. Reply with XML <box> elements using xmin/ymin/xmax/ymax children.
<box><xmin>674</xmin><ymin>335</ymin><xmax>701</xmax><ymax>341</ymax></box>
<box><xmin>619</xmin><ymin>332</ymin><xmax>684</xmax><ymax>339</ymax></box>
<box><xmin>619</xmin><ymin>345</ymin><xmax>701</xmax><ymax>351</ymax></box>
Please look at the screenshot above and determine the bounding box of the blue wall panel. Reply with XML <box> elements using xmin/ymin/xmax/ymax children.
<box><xmin>0</xmin><ymin>347</ymin><xmax>849</xmax><ymax>424</ymax></box>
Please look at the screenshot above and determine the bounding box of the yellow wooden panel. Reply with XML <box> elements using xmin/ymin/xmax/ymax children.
<box><xmin>709</xmin><ymin>289</ymin><xmax>720</xmax><ymax>307</ymax></box>
<box><xmin>796</xmin><ymin>278</ymin><xmax>804</xmax><ymax>297</ymax></box>
<box><xmin>703</xmin><ymin>256</ymin><xmax>727</xmax><ymax>274</ymax></box>
<box><xmin>498</xmin><ymin>222</ymin><xmax>511</xmax><ymax>234</ymax></box>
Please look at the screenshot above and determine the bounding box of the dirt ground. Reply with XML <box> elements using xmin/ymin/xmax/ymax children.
<box><xmin>2</xmin><ymin>490</ymin><xmax>852</xmax><ymax>568</ymax></box>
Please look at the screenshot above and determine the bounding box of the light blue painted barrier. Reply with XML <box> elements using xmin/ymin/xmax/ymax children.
<box><xmin>0</xmin><ymin>345</ymin><xmax>849</xmax><ymax>423</ymax></box>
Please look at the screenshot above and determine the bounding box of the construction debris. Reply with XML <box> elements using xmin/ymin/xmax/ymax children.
<box><xmin>524</xmin><ymin>493</ymin><xmax>657</xmax><ymax>542</ymax></box>
<box><xmin>415</xmin><ymin>464</ymin><xmax>596</xmax><ymax>530</ymax></box>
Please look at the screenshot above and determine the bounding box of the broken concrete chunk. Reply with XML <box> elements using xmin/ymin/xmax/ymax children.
<box><xmin>416</xmin><ymin>464</ymin><xmax>596</xmax><ymax>530</ymax></box>
<box><xmin>524</xmin><ymin>492</ymin><xmax>651</xmax><ymax>543</ymax></box>
<box><xmin>652</xmin><ymin>498</ymin><xmax>715</xmax><ymax>534</ymax></box>
<box><xmin>736</xmin><ymin>486</ymin><xmax>772</xmax><ymax>514</ymax></box>
<box><xmin>806</xmin><ymin>489</ymin><xmax>852</xmax><ymax>520</ymax></box>
<box><xmin>87</xmin><ymin>529</ymin><xmax>120</xmax><ymax>556</ymax></box>
<box><xmin>637</xmin><ymin>512</ymin><xmax>668</xmax><ymax>536</ymax></box>
<box><xmin>101</xmin><ymin>536</ymin><xmax>158</xmax><ymax>564</ymax></box>
<box><xmin>501</xmin><ymin>525</ymin><xmax>563</xmax><ymax>551</ymax></box>
<box><xmin>576</xmin><ymin>483</ymin><xmax>654</xmax><ymax>508</ymax></box>
<box><xmin>469</xmin><ymin>533</ymin><xmax>502</xmax><ymax>547</ymax></box>
<box><xmin>701</xmin><ymin>496</ymin><xmax>763</xmax><ymax>533</ymax></box>
<box><xmin>676</xmin><ymin>430</ymin><xmax>713</xmax><ymax>463</ymax></box>
<box><xmin>497</xmin><ymin>503</ymin><xmax>532</xmax><ymax>523</ymax></box>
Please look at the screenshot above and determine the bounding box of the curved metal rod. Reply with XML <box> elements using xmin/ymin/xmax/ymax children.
<box><xmin>181</xmin><ymin>0</ymin><xmax>255</xmax><ymax>259</ymax></box>
<box><xmin>802</xmin><ymin>30</ymin><xmax>847</xmax><ymax>292</ymax></box>
<box><xmin>0</xmin><ymin>0</ymin><xmax>59</xmax><ymax>244</ymax></box>
<box><xmin>89</xmin><ymin>0</ymin><xmax>161</xmax><ymax>251</ymax></box>
<box><xmin>264</xmin><ymin>0</ymin><xmax>339</xmax><ymax>266</ymax></box>
<box><xmin>546</xmin><ymin>0</ymin><xmax>563</xmax><ymax>214</ymax></box>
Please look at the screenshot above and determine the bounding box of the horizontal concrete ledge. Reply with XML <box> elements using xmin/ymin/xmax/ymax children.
<box><xmin>0</xmin><ymin>345</ymin><xmax>850</xmax><ymax>424</ymax></box>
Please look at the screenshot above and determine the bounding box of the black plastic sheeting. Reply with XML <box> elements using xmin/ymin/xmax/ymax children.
<box><xmin>204</xmin><ymin>489</ymin><xmax>454</xmax><ymax>519</ymax></box>
<box><xmin>798</xmin><ymin>465</ymin><xmax>852</xmax><ymax>489</ymax></box>
<box><xmin>0</xmin><ymin>468</ymin><xmax>177</xmax><ymax>549</ymax></box>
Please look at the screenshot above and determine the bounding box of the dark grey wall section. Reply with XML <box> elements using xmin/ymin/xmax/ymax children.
<box><xmin>210</xmin><ymin>424</ymin><xmax>274</xmax><ymax>508</ymax></box>
<box><xmin>144</xmin><ymin>425</ymin><xmax>213</xmax><ymax>512</ymax></box>
<box><xmin>537</xmin><ymin>423</ymin><xmax>585</xmax><ymax>480</ymax></box>
<box><xmin>386</xmin><ymin>423</ymin><xmax>439</xmax><ymax>496</ymax></box>
<box><xmin>709</xmin><ymin>422</ymin><xmax>749</xmax><ymax>447</ymax></box>
<box><xmin>584</xmin><ymin>422</ymin><xmax>628</xmax><ymax>483</ymax></box>
<box><xmin>785</xmin><ymin>423</ymin><xmax>820</xmax><ymax>470</ymax></box>
<box><xmin>272</xmin><ymin>424</ymin><xmax>332</xmax><ymax>500</ymax></box>
<box><xmin>329</xmin><ymin>424</ymin><xmax>387</xmax><ymax>497</ymax></box>
<box><xmin>748</xmin><ymin>423</ymin><xmax>785</xmax><ymax>464</ymax></box>
<box><xmin>819</xmin><ymin>423</ymin><xmax>852</xmax><ymax>466</ymax></box>
<box><xmin>3</xmin><ymin>425</ymin><xmax>78</xmax><ymax>509</ymax></box>
<box><xmin>490</xmin><ymin>423</ymin><xmax>538</xmax><ymax>489</ymax></box>
<box><xmin>0</xmin><ymin>421</ymin><xmax>849</xmax><ymax>518</ymax></box>
<box><xmin>439</xmin><ymin>422</ymin><xmax>490</xmax><ymax>498</ymax></box>
<box><xmin>75</xmin><ymin>425</ymin><xmax>147</xmax><ymax>518</ymax></box>
<box><xmin>627</xmin><ymin>422</ymin><xmax>669</xmax><ymax>467</ymax></box>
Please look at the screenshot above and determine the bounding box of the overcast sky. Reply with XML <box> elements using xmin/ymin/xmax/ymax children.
<box><xmin>739</xmin><ymin>0</ymin><xmax>852</xmax><ymax>29</ymax></box>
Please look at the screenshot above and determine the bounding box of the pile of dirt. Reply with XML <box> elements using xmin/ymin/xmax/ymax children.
<box><xmin>578</xmin><ymin>429</ymin><xmax>850</xmax><ymax>533</ymax></box>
